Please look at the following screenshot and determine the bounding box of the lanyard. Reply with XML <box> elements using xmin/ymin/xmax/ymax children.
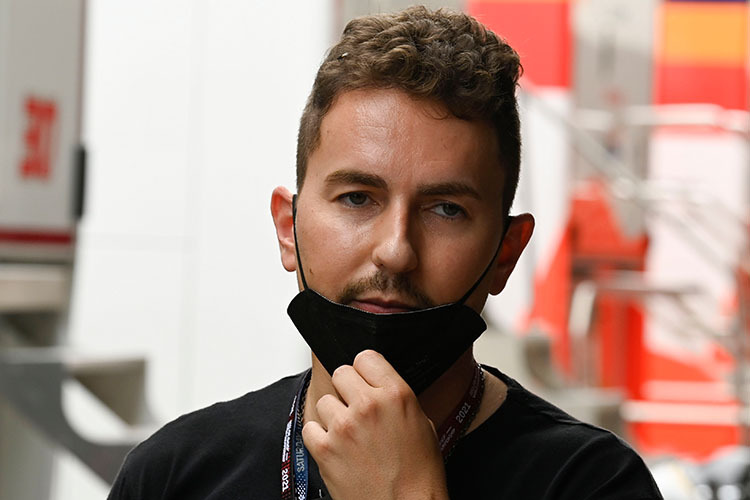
<box><xmin>436</xmin><ymin>362</ymin><xmax>484</xmax><ymax>458</ymax></box>
<box><xmin>281</xmin><ymin>370</ymin><xmax>312</xmax><ymax>500</ymax></box>
<box><xmin>280</xmin><ymin>364</ymin><xmax>484</xmax><ymax>500</ymax></box>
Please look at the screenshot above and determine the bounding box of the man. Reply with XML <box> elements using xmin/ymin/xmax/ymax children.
<box><xmin>109</xmin><ymin>6</ymin><xmax>662</xmax><ymax>499</ymax></box>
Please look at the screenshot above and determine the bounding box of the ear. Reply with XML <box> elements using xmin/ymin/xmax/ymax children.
<box><xmin>489</xmin><ymin>213</ymin><xmax>535</xmax><ymax>295</ymax></box>
<box><xmin>270</xmin><ymin>186</ymin><xmax>298</xmax><ymax>272</ymax></box>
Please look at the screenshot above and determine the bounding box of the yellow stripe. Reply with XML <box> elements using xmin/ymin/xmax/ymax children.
<box><xmin>660</xmin><ymin>3</ymin><xmax>748</xmax><ymax>66</ymax></box>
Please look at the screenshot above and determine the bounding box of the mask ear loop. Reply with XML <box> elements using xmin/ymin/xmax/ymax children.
<box><xmin>455</xmin><ymin>216</ymin><xmax>512</xmax><ymax>306</ymax></box>
<box><xmin>292</xmin><ymin>194</ymin><xmax>310</xmax><ymax>291</ymax></box>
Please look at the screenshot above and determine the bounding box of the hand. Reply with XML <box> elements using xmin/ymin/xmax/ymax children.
<box><xmin>302</xmin><ymin>350</ymin><xmax>450</xmax><ymax>500</ymax></box>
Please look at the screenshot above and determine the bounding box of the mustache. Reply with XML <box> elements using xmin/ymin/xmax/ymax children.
<box><xmin>336</xmin><ymin>271</ymin><xmax>436</xmax><ymax>309</ymax></box>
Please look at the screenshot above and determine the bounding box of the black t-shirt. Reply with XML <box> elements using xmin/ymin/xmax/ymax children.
<box><xmin>108</xmin><ymin>367</ymin><xmax>663</xmax><ymax>499</ymax></box>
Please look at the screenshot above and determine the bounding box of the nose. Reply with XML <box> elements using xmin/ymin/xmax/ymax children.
<box><xmin>371</xmin><ymin>203</ymin><xmax>418</xmax><ymax>274</ymax></box>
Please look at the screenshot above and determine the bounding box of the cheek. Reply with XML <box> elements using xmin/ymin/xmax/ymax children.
<box><xmin>421</xmin><ymin>238</ymin><xmax>495</xmax><ymax>297</ymax></box>
<box><xmin>298</xmin><ymin>215</ymin><xmax>371</xmax><ymax>285</ymax></box>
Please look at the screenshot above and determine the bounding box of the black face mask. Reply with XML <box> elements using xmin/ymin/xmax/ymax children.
<box><xmin>287</xmin><ymin>195</ymin><xmax>508</xmax><ymax>394</ymax></box>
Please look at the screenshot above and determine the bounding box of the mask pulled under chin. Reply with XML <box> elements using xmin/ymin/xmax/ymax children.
<box><xmin>287</xmin><ymin>288</ymin><xmax>487</xmax><ymax>395</ymax></box>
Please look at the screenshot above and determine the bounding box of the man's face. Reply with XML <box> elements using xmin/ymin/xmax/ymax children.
<box><xmin>278</xmin><ymin>88</ymin><xmax>521</xmax><ymax>314</ymax></box>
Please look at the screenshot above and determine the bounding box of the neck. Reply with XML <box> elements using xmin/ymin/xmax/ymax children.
<box><xmin>304</xmin><ymin>349</ymin><xmax>481</xmax><ymax>429</ymax></box>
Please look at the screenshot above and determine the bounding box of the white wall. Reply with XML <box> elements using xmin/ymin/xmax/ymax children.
<box><xmin>54</xmin><ymin>1</ymin><xmax>333</xmax><ymax>498</ymax></box>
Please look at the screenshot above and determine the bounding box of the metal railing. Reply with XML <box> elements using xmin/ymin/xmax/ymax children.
<box><xmin>520</xmin><ymin>87</ymin><xmax>750</xmax><ymax>440</ymax></box>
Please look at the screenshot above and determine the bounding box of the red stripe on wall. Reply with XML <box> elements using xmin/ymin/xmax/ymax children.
<box><xmin>0</xmin><ymin>230</ymin><xmax>73</xmax><ymax>245</ymax></box>
<box><xmin>468</xmin><ymin>1</ymin><xmax>571</xmax><ymax>87</ymax></box>
<box><xmin>655</xmin><ymin>64</ymin><xmax>748</xmax><ymax>110</ymax></box>
<box><xmin>526</xmin><ymin>222</ymin><xmax>573</xmax><ymax>373</ymax></box>
<box><xmin>631</xmin><ymin>421</ymin><xmax>740</xmax><ymax>460</ymax></box>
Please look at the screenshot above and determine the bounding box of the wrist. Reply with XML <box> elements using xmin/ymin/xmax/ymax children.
<box><xmin>395</xmin><ymin>479</ymin><xmax>450</xmax><ymax>500</ymax></box>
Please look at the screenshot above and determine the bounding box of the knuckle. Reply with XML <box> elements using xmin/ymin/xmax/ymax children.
<box><xmin>301</xmin><ymin>422</ymin><xmax>314</xmax><ymax>442</ymax></box>
<box><xmin>353</xmin><ymin>349</ymin><xmax>379</xmax><ymax>367</ymax></box>
<box><xmin>313</xmin><ymin>437</ymin><xmax>333</xmax><ymax>459</ymax></box>
<box><xmin>302</xmin><ymin>424</ymin><xmax>333</xmax><ymax>461</ymax></box>
<box><xmin>301</xmin><ymin>424</ymin><xmax>326</xmax><ymax>454</ymax></box>
<box><xmin>332</xmin><ymin>414</ymin><xmax>355</xmax><ymax>436</ymax></box>
<box><xmin>331</xmin><ymin>364</ymin><xmax>352</xmax><ymax>381</ymax></box>
<box><xmin>386</xmin><ymin>383</ymin><xmax>413</xmax><ymax>403</ymax></box>
<box><xmin>316</xmin><ymin>394</ymin><xmax>336</xmax><ymax>411</ymax></box>
<box><xmin>355</xmin><ymin>396</ymin><xmax>377</xmax><ymax>418</ymax></box>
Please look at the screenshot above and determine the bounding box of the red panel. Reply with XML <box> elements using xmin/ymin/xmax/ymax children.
<box><xmin>625</xmin><ymin>304</ymin><xmax>647</xmax><ymax>400</ymax></box>
<box><xmin>594</xmin><ymin>282</ymin><xmax>646</xmax><ymax>399</ymax></box>
<box><xmin>568</xmin><ymin>182</ymin><xmax>648</xmax><ymax>397</ymax></box>
<box><xmin>570</xmin><ymin>184</ymin><xmax>649</xmax><ymax>262</ymax></box>
<box><xmin>655</xmin><ymin>63</ymin><xmax>748</xmax><ymax>110</ymax></box>
<box><xmin>525</xmin><ymin>222</ymin><xmax>573</xmax><ymax>373</ymax></box>
<box><xmin>631</xmin><ymin>421</ymin><xmax>740</xmax><ymax>460</ymax></box>
<box><xmin>597</xmin><ymin>294</ymin><xmax>623</xmax><ymax>388</ymax></box>
<box><xmin>468</xmin><ymin>1</ymin><xmax>571</xmax><ymax>87</ymax></box>
<box><xmin>644</xmin><ymin>348</ymin><xmax>734</xmax><ymax>383</ymax></box>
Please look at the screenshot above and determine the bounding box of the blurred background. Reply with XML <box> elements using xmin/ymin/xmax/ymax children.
<box><xmin>0</xmin><ymin>0</ymin><xmax>748</xmax><ymax>498</ymax></box>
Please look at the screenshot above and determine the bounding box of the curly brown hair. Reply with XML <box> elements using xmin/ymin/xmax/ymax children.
<box><xmin>296</xmin><ymin>6</ymin><xmax>522</xmax><ymax>216</ymax></box>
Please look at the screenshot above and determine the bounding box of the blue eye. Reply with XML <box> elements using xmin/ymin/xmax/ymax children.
<box><xmin>433</xmin><ymin>202</ymin><xmax>464</xmax><ymax>218</ymax></box>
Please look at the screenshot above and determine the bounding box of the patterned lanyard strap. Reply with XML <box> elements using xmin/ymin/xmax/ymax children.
<box><xmin>281</xmin><ymin>370</ymin><xmax>312</xmax><ymax>500</ymax></box>
<box><xmin>281</xmin><ymin>364</ymin><xmax>485</xmax><ymax>500</ymax></box>
<box><xmin>436</xmin><ymin>362</ymin><xmax>485</xmax><ymax>460</ymax></box>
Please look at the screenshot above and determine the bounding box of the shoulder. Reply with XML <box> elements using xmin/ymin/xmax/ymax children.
<box><xmin>486</xmin><ymin>365</ymin><xmax>631</xmax><ymax>452</ymax></box>
<box><xmin>454</xmin><ymin>366</ymin><xmax>662</xmax><ymax>499</ymax></box>
<box><xmin>108</xmin><ymin>372</ymin><xmax>306</xmax><ymax>499</ymax></box>
<box><xmin>130</xmin><ymin>371</ymin><xmax>302</xmax><ymax>460</ymax></box>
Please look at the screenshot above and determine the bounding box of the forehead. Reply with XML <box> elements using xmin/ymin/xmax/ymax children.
<box><xmin>305</xmin><ymin>88</ymin><xmax>504</xmax><ymax>198</ymax></box>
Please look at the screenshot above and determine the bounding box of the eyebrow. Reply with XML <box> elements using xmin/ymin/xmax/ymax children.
<box><xmin>324</xmin><ymin>168</ymin><xmax>481</xmax><ymax>200</ymax></box>
<box><xmin>418</xmin><ymin>182</ymin><xmax>481</xmax><ymax>200</ymax></box>
<box><xmin>324</xmin><ymin>170</ymin><xmax>387</xmax><ymax>189</ymax></box>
